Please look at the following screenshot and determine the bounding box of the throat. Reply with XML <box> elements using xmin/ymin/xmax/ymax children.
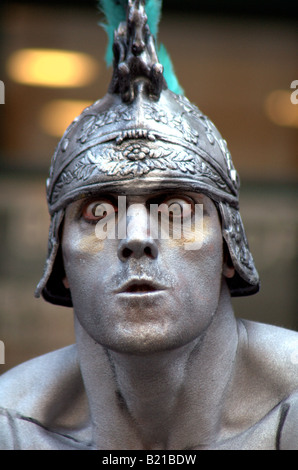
<box><xmin>107</xmin><ymin>345</ymin><xmax>196</xmax><ymax>446</ymax></box>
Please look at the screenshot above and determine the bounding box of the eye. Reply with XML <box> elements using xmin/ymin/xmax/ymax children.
<box><xmin>82</xmin><ymin>200</ymin><xmax>117</xmax><ymax>223</ymax></box>
<box><xmin>158</xmin><ymin>197</ymin><xmax>194</xmax><ymax>220</ymax></box>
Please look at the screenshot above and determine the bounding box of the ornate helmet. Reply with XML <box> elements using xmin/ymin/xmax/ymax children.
<box><xmin>35</xmin><ymin>0</ymin><xmax>259</xmax><ymax>307</ymax></box>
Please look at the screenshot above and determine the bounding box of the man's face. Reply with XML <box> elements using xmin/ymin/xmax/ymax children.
<box><xmin>62</xmin><ymin>189</ymin><xmax>225</xmax><ymax>354</ymax></box>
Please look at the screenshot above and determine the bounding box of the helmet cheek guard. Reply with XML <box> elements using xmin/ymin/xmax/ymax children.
<box><xmin>219</xmin><ymin>202</ymin><xmax>259</xmax><ymax>296</ymax></box>
<box><xmin>35</xmin><ymin>0</ymin><xmax>260</xmax><ymax>307</ymax></box>
<box><xmin>35</xmin><ymin>210</ymin><xmax>72</xmax><ymax>307</ymax></box>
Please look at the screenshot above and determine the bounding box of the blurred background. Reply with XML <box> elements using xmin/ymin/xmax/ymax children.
<box><xmin>0</xmin><ymin>0</ymin><xmax>297</xmax><ymax>372</ymax></box>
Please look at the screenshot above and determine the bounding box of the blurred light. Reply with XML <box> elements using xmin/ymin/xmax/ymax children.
<box><xmin>40</xmin><ymin>100</ymin><xmax>92</xmax><ymax>137</ymax></box>
<box><xmin>6</xmin><ymin>49</ymin><xmax>99</xmax><ymax>88</ymax></box>
<box><xmin>265</xmin><ymin>90</ymin><xmax>298</xmax><ymax>128</ymax></box>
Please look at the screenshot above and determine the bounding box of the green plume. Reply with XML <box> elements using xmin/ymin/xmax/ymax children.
<box><xmin>158</xmin><ymin>44</ymin><xmax>184</xmax><ymax>95</ymax></box>
<box><xmin>98</xmin><ymin>0</ymin><xmax>184</xmax><ymax>95</ymax></box>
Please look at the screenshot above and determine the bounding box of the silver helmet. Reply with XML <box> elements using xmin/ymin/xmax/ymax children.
<box><xmin>35</xmin><ymin>0</ymin><xmax>259</xmax><ymax>306</ymax></box>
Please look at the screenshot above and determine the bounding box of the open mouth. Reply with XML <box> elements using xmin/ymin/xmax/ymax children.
<box><xmin>117</xmin><ymin>279</ymin><xmax>167</xmax><ymax>294</ymax></box>
<box><xmin>125</xmin><ymin>283</ymin><xmax>158</xmax><ymax>293</ymax></box>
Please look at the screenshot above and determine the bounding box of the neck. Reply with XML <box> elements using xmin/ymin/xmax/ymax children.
<box><xmin>75</xmin><ymin>282</ymin><xmax>239</xmax><ymax>450</ymax></box>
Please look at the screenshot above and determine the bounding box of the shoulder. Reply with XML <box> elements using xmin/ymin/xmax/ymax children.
<box><xmin>0</xmin><ymin>345</ymin><xmax>81</xmax><ymax>412</ymax></box>
<box><xmin>239</xmin><ymin>319</ymin><xmax>298</xmax><ymax>392</ymax></box>
<box><xmin>228</xmin><ymin>319</ymin><xmax>298</xmax><ymax>436</ymax></box>
<box><xmin>0</xmin><ymin>345</ymin><xmax>90</xmax><ymax>449</ymax></box>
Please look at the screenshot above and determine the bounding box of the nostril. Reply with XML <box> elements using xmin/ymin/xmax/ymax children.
<box><xmin>144</xmin><ymin>246</ymin><xmax>153</xmax><ymax>257</ymax></box>
<box><xmin>118</xmin><ymin>240</ymin><xmax>158</xmax><ymax>261</ymax></box>
<box><xmin>122</xmin><ymin>247</ymin><xmax>133</xmax><ymax>258</ymax></box>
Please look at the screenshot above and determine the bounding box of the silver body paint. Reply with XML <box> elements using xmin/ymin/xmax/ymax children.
<box><xmin>0</xmin><ymin>0</ymin><xmax>297</xmax><ymax>450</ymax></box>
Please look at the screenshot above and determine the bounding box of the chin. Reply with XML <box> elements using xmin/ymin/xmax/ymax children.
<box><xmin>73</xmin><ymin>290</ymin><xmax>219</xmax><ymax>355</ymax></box>
<box><xmin>87</xmin><ymin>317</ymin><xmax>210</xmax><ymax>356</ymax></box>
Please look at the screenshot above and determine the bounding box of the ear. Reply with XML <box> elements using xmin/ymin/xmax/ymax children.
<box><xmin>223</xmin><ymin>242</ymin><xmax>235</xmax><ymax>279</ymax></box>
<box><xmin>62</xmin><ymin>276</ymin><xmax>70</xmax><ymax>289</ymax></box>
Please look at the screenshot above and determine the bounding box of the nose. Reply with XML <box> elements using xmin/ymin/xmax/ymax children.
<box><xmin>117</xmin><ymin>203</ymin><xmax>158</xmax><ymax>262</ymax></box>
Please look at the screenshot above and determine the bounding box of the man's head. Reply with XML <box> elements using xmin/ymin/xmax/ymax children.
<box><xmin>35</xmin><ymin>0</ymin><xmax>259</xmax><ymax>314</ymax></box>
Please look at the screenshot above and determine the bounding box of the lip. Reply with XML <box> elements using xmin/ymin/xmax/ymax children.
<box><xmin>116</xmin><ymin>278</ymin><xmax>168</xmax><ymax>295</ymax></box>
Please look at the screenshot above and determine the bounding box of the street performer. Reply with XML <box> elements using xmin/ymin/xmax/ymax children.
<box><xmin>0</xmin><ymin>0</ymin><xmax>297</xmax><ymax>450</ymax></box>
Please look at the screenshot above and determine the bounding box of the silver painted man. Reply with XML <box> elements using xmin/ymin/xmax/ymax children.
<box><xmin>0</xmin><ymin>0</ymin><xmax>297</xmax><ymax>450</ymax></box>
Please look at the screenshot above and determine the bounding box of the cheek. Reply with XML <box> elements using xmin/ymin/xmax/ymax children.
<box><xmin>168</xmin><ymin>209</ymin><xmax>222</xmax><ymax>255</ymax></box>
<box><xmin>172</xmin><ymin>222</ymin><xmax>223</xmax><ymax>302</ymax></box>
<box><xmin>170</xmin><ymin>216</ymin><xmax>223</xmax><ymax>268</ymax></box>
<box><xmin>63</xmin><ymin>223</ymin><xmax>104</xmax><ymax>257</ymax></box>
<box><xmin>200</xmin><ymin>226</ymin><xmax>223</xmax><ymax>285</ymax></box>
<box><xmin>78</xmin><ymin>232</ymin><xmax>105</xmax><ymax>255</ymax></box>
<box><xmin>62</xmin><ymin>223</ymin><xmax>105</xmax><ymax>287</ymax></box>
